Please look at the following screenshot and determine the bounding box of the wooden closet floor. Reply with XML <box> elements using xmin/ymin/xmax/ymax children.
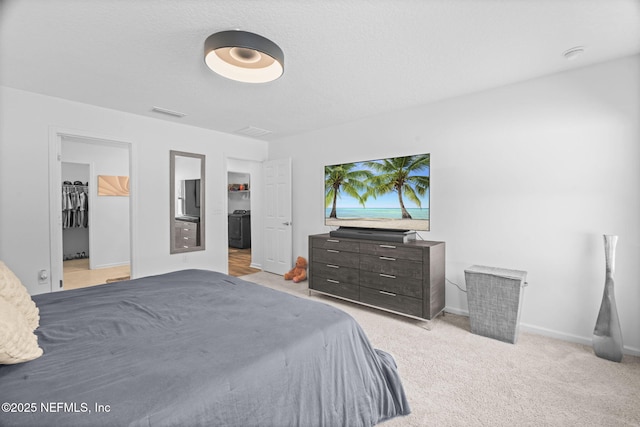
<box><xmin>228</xmin><ymin>248</ymin><xmax>260</xmax><ymax>277</ymax></box>
<box><xmin>63</xmin><ymin>258</ymin><xmax>130</xmax><ymax>290</ymax></box>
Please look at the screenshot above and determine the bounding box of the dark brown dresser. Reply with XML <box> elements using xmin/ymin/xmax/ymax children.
<box><xmin>308</xmin><ymin>233</ymin><xmax>445</xmax><ymax>320</ymax></box>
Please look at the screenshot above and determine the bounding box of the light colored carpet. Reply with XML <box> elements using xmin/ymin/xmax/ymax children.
<box><xmin>240</xmin><ymin>271</ymin><xmax>640</xmax><ymax>427</ymax></box>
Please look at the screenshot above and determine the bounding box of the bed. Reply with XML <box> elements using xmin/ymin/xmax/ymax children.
<box><xmin>0</xmin><ymin>269</ymin><xmax>410</xmax><ymax>426</ymax></box>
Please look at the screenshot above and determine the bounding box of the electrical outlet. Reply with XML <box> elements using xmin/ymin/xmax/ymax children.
<box><xmin>38</xmin><ymin>269</ymin><xmax>49</xmax><ymax>283</ymax></box>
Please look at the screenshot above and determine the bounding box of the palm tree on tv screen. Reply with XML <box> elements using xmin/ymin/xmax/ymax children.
<box><xmin>325</xmin><ymin>163</ymin><xmax>372</xmax><ymax>218</ymax></box>
<box><xmin>364</xmin><ymin>154</ymin><xmax>430</xmax><ymax>219</ymax></box>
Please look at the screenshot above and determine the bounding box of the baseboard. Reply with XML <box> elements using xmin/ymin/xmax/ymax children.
<box><xmin>92</xmin><ymin>261</ymin><xmax>130</xmax><ymax>270</ymax></box>
<box><xmin>444</xmin><ymin>306</ymin><xmax>640</xmax><ymax>357</ymax></box>
<box><xmin>443</xmin><ymin>307</ymin><xmax>468</xmax><ymax>317</ymax></box>
<box><xmin>519</xmin><ymin>323</ymin><xmax>591</xmax><ymax>347</ymax></box>
<box><xmin>520</xmin><ymin>323</ymin><xmax>640</xmax><ymax>357</ymax></box>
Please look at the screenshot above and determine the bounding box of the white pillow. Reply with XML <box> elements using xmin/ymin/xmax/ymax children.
<box><xmin>0</xmin><ymin>298</ymin><xmax>43</xmax><ymax>364</ymax></box>
<box><xmin>0</xmin><ymin>261</ymin><xmax>40</xmax><ymax>330</ymax></box>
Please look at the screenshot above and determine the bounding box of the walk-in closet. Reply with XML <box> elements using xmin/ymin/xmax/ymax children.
<box><xmin>60</xmin><ymin>137</ymin><xmax>131</xmax><ymax>290</ymax></box>
<box><xmin>62</xmin><ymin>163</ymin><xmax>90</xmax><ymax>260</ymax></box>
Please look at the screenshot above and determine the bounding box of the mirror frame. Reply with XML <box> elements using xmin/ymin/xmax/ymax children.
<box><xmin>170</xmin><ymin>150</ymin><xmax>206</xmax><ymax>254</ymax></box>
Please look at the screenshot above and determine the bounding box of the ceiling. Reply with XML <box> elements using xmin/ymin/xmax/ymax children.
<box><xmin>1</xmin><ymin>0</ymin><xmax>639</xmax><ymax>142</ymax></box>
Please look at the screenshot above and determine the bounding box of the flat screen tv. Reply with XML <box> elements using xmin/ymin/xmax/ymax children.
<box><xmin>325</xmin><ymin>153</ymin><xmax>430</xmax><ymax>231</ymax></box>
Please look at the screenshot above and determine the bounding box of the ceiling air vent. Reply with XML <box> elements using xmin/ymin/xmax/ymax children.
<box><xmin>235</xmin><ymin>126</ymin><xmax>272</xmax><ymax>138</ymax></box>
<box><xmin>151</xmin><ymin>106</ymin><xmax>187</xmax><ymax>118</ymax></box>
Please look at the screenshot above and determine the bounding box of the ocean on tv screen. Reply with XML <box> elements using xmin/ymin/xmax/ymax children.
<box><xmin>325</xmin><ymin>207</ymin><xmax>429</xmax><ymax>220</ymax></box>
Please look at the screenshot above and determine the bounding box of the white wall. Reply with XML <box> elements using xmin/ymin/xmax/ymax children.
<box><xmin>269</xmin><ymin>55</ymin><xmax>640</xmax><ymax>354</ymax></box>
<box><xmin>0</xmin><ymin>86</ymin><xmax>268</xmax><ymax>294</ymax></box>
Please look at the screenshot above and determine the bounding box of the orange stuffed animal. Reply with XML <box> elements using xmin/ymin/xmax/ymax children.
<box><xmin>284</xmin><ymin>256</ymin><xmax>308</xmax><ymax>283</ymax></box>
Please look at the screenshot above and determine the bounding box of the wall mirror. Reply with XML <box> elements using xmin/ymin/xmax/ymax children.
<box><xmin>170</xmin><ymin>150</ymin><xmax>205</xmax><ymax>254</ymax></box>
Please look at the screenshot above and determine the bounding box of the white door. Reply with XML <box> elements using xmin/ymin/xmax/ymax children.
<box><xmin>263</xmin><ymin>158</ymin><xmax>292</xmax><ymax>275</ymax></box>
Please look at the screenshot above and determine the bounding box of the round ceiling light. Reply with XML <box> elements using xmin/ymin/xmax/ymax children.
<box><xmin>204</xmin><ymin>30</ymin><xmax>284</xmax><ymax>83</ymax></box>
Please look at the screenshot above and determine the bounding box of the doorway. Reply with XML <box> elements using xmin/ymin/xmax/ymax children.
<box><xmin>227</xmin><ymin>170</ymin><xmax>259</xmax><ymax>276</ymax></box>
<box><xmin>49</xmin><ymin>131</ymin><xmax>133</xmax><ymax>292</ymax></box>
<box><xmin>225</xmin><ymin>156</ymin><xmax>291</xmax><ymax>277</ymax></box>
<box><xmin>61</xmin><ymin>161</ymin><xmax>129</xmax><ymax>289</ymax></box>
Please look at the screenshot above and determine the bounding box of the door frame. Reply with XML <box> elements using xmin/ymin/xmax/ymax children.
<box><xmin>48</xmin><ymin>127</ymin><xmax>136</xmax><ymax>292</ymax></box>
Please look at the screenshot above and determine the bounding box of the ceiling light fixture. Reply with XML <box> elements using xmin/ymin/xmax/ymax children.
<box><xmin>204</xmin><ymin>30</ymin><xmax>284</xmax><ymax>83</ymax></box>
<box><xmin>563</xmin><ymin>46</ymin><xmax>585</xmax><ymax>61</ymax></box>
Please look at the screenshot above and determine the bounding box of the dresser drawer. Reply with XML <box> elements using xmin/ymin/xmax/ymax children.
<box><xmin>312</xmin><ymin>262</ymin><xmax>359</xmax><ymax>284</ymax></box>
<box><xmin>311</xmin><ymin>275</ymin><xmax>359</xmax><ymax>301</ymax></box>
<box><xmin>359</xmin><ymin>242</ymin><xmax>422</xmax><ymax>261</ymax></box>
<box><xmin>179</xmin><ymin>235</ymin><xmax>198</xmax><ymax>248</ymax></box>
<box><xmin>359</xmin><ymin>253</ymin><xmax>422</xmax><ymax>280</ymax></box>
<box><xmin>176</xmin><ymin>220</ymin><xmax>198</xmax><ymax>231</ymax></box>
<box><xmin>181</xmin><ymin>228</ymin><xmax>198</xmax><ymax>239</ymax></box>
<box><xmin>311</xmin><ymin>237</ymin><xmax>360</xmax><ymax>253</ymax></box>
<box><xmin>308</xmin><ymin>234</ymin><xmax>445</xmax><ymax>322</ymax></box>
<box><xmin>175</xmin><ymin>235</ymin><xmax>186</xmax><ymax>248</ymax></box>
<box><xmin>359</xmin><ymin>286</ymin><xmax>422</xmax><ymax>318</ymax></box>
<box><xmin>360</xmin><ymin>270</ymin><xmax>422</xmax><ymax>298</ymax></box>
<box><xmin>311</xmin><ymin>247</ymin><xmax>359</xmax><ymax>269</ymax></box>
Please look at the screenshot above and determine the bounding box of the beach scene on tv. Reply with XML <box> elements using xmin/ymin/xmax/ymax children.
<box><xmin>325</xmin><ymin>153</ymin><xmax>430</xmax><ymax>231</ymax></box>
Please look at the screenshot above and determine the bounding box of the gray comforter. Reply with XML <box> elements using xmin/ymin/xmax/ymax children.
<box><xmin>0</xmin><ymin>269</ymin><xmax>409</xmax><ymax>426</ymax></box>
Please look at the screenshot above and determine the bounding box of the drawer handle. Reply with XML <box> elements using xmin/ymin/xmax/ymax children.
<box><xmin>326</xmin><ymin>279</ymin><xmax>340</xmax><ymax>284</ymax></box>
<box><xmin>379</xmin><ymin>244</ymin><xmax>396</xmax><ymax>249</ymax></box>
<box><xmin>327</xmin><ymin>249</ymin><xmax>340</xmax><ymax>253</ymax></box>
<box><xmin>379</xmin><ymin>256</ymin><xmax>396</xmax><ymax>261</ymax></box>
<box><xmin>379</xmin><ymin>290</ymin><xmax>396</xmax><ymax>297</ymax></box>
<box><xmin>326</xmin><ymin>264</ymin><xmax>340</xmax><ymax>269</ymax></box>
<box><xmin>327</xmin><ymin>239</ymin><xmax>340</xmax><ymax>243</ymax></box>
<box><xmin>380</xmin><ymin>273</ymin><xmax>396</xmax><ymax>279</ymax></box>
<box><xmin>183</xmin><ymin>228</ymin><xmax>190</xmax><ymax>231</ymax></box>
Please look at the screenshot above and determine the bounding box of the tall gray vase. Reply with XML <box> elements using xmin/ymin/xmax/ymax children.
<box><xmin>592</xmin><ymin>234</ymin><xmax>623</xmax><ymax>362</ymax></box>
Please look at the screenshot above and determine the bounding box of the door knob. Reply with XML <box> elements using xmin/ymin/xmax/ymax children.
<box><xmin>282</xmin><ymin>221</ymin><xmax>291</xmax><ymax>226</ymax></box>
